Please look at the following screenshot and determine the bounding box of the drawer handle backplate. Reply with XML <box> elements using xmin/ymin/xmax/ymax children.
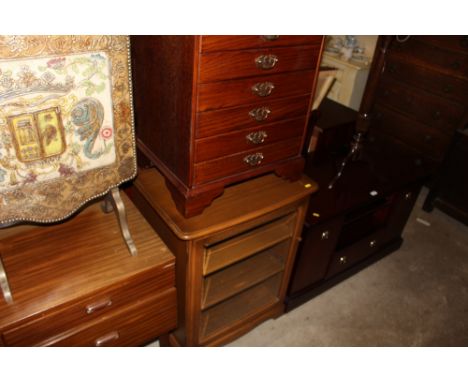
<box><xmin>243</xmin><ymin>153</ymin><xmax>264</xmax><ymax>166</ymax></box>
<box><xmin>249</xmin><ymin>106</ymin><xmax>271</xmax><ymax>121</ymax></box>
<box><xmin>251</xmin><ymin>81</ymin><xmax>275</xmax><ymax>97</ymax></box>
<box><xmin>255</xmin><ymin>54</ymin><xmax>278</xmax><ymax>70</ymax></box>
<box><xmin>246</xmin><ymin>130</ymin><xmax>268</xmax><ymax>144</ymax></box>
<box><xmin>86</xmin><ymin>298</ymin><xmax>113</xmax><ymax>314</ymax></box>
<box><xmin>95</xmin><ymin>331</ymin><xmax>120</xmax><ymax>347</ymax></box>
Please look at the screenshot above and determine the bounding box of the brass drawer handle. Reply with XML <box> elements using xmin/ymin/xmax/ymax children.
<box><xmin>321</xmin><ymin>231</ymin><xmax>330</xmax><ymax>240</ymax></box>
<box><xmin>86</xmin><ymin>298</ymin><xmax>112</xmax><ymax>314</ymax></box>
<box><xmin>369</xmin><ymin>240</ymin><xmax>377</xmax><ymax>248</ymax></box>
<box><xmin>255</xmin><ymin>54</ymin><xmax>278</xmax><ymax>70</ymax></box>
<box><xmin>95</xmin><ymin>331</ymin><xmax>120</xmax><ymax>347</ymax></box>
<box><xmin>249</xmin><ymin>106</ymin><xmax>271</xmax><ymax>121</ymax></box>
<box><xmin>246</xmin><ymin>130</ymin><xmax>268</xmax><ymax>144</ymax></box>
<box><xmin>251</xmin><ymin>81</ymin><xmax>275</xmax><ymax>97</ymax></box>
<box><xmin>339</xmin><ymin>256</ymin><xmax>347</xmax><ymax>265</ymax></box>
<box><xmin>405</xmin><ymin>192</ymin><xmax>412</xmax><ymax>200</ymax></box>
<box><xmin>262</xmin><ymin>35</ymin><xmax>279</xmax><ymax>41</ymax></box>
<box><xmin>243</xmin><ymin>153</ymin><xmax>264</xmax><ymax>166</ymax></box>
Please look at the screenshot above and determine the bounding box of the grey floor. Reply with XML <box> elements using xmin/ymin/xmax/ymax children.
<box><xmin>150</xmin><ymin>188</ymin><xmax>468</xmax><ymax>346</ymax></box>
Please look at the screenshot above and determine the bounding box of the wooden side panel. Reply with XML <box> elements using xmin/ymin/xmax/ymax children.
<box><xmin>131</xmin><ymin>36</ymin><xmax>194</xmax><ymax>183</ymax></box>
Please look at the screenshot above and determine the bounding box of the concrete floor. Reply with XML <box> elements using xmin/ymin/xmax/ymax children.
<box><xmin>149</xmin><ymin>188</ymin><xmax>468</xmax><ymax>346</ymax></box>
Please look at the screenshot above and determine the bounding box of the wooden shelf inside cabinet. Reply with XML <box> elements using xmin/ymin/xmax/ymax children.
<box><xmin>128</xmin><ymin>167</ymin><xmax>317</xmax><ymax>346</ymax></box>
<box><xmin>0</xmin><ymin>193</ymin><xmax>176</xmax><ymax>347</ymax></box>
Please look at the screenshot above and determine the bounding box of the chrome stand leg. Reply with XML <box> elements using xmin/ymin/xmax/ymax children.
<box><xmin>0</xmin><ymin>255</ymin><xmax>13</xmax><ymax>304</ymax></box>
<box><xmin>108</xmin><ymin>188</ymin><xmax>138</xmax><ymax>256</ymax></box>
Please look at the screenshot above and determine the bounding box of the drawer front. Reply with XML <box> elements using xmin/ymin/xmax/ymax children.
<box><xmin>196</xmin><ymin>95</ymin><xmax>310</xmax><ymax>138</ymax></box>
<box><xmin>413</xmin><ymin>35</ymin><xmax>468</xmax><ymax>53</ymax></box>
<box><xmin>197</xmin><ymin>70</ymin><xmax>315</xmax><ymax>112</ymax></box>
<box><xmin>3</xmin><ymin>265</ymin><xmax>175</xmax><ymax>346</ymax></box>
<box><xmin>193</xmin><ymin>137</ymin><xmax>302</xmax><ymax>185</ymax></box>
<box><xmin>377</xmin><ymin>77</ymin><xmax>465</xmax><ymax>131</ymax></box>
<box><xmin>200</xmin><ymin>35</ymin><xmax>323</xmax><ymax>52</ymax></box>
<box><xmin>389</xmin><ymin>38</ymin><xmax>468</xmax><ymax>80</ymax></box>
<box><xmin>372</xmin><ymin>104</ymin><xmax>452</xmax><ymax>161</ymax></box>
<box><xmin>325</xmin><ymin>229</ymin><xmax>388</xmax><ymax>279</ymax></box>
<box><xmin>194</xmin><ymin>117</ymin><xmax>305</xmax><ymax>163</ymax></box>
<box><xmin>199</xmin><ymin>45</ymin><xmax>321</xmax><ymax>83</ymax></box>
<box><xmin>384</xmin><ymin>56</ymin><xmax>468</xmax><ymax>105</ymax></box>
<box><xmin>44</xmin><ymin>288</ymin><xmax>177</xmax><ymax>346</ymax></box>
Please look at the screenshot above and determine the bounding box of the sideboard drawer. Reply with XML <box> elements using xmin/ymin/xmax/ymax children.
<box><xmin>199</xmin><ymin>45</ymin><xmax>321</xmax><ymax>83</ymax></box>
<box><xmin>196</xmin><ymin>95</ymin><xmax>310</xmax><ymax>138</ymax></box>
<box><xmin>3</xmin><ymin>266</ymin><xmax>174</xmax><ymax>346</ymax></box>
<box><xmin>200</xmin><ymin>35</ymin><xmax>322</xmax><ymax>52</ymax></box>
<box><xmin>42</xmin><ymin>288</ymin><xmax>177</xmax><ymax>346</ymax></box>
<box><xmin>194</xmin><ymin>118</ymin><xmax>305</xmax><ymax>163</ymax></box>
<box><xmin>197</xmin><ymin>70</ymin><xmax>315</xmax><ymax>112</ymax></box>
<box><xmin>193</xmin><ymin>137</ymin><xmax>303</xmax><ymax>185</ymax></box>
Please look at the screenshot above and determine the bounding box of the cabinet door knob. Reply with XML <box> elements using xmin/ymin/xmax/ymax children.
<box><xmin>249</xmin><ymin>106</ymin><xmax>271</xmax><ymax>121</ymax></box>
<box><xmin>262</xmin><ymin>35</ymin><xmax>279</xmax><ymax>41</ymax></box>
<box><xmin>255</xmin><ymin>54</ymin><xmax>278</xmax><ymax>70</ymax></box>
<box><xmin>339</xmin><ymin>256</ymin><xmax>347</xmax><ymax>265</ymax></box>
<box><xmin>251</xmin><ymin>81</ymin><xmax>275</xmax><ymax>97</ymax></box>
<box><xmin>246</xmin><ymin>130</ymin><xmax>268</xmax><ymax>144</ymax></box>
<box><xmin>321</xmin><ymin>230</ymin><xmax>330</xmax><ymax>240</ymax></box>
<box><xmin>95</xmin><ymin>331</ymin><xmax>120</xmax><ymax>347</ymax></box>
<box><xmin>243</xmin><ymin>153</ymin><xmax>264</xmax><ymax>166</ymax></box>
<box><xmin>369</xmin><ymin>240</ymin><xmax>377</xmax><ymax>248</ymax></box>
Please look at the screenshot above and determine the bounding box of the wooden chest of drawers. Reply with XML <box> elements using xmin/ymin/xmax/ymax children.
<box><xmin>130</xmin><ymin>35</ymin><xmax>324</xmax><ymax>217</ymax></box>
<box><xmin>365</xmin><ymin>35</ymin><xmax>468</xmax><ymax>164</ymax></box>
<box><xmin>0</xmin><ymin>194</ymin><xmax>176</xmax><ymax>346</ymax></box>
<box><xmin>128</xmin><ymin>167</ymin><xmax>317</xmax><ymax>346</ymax></box>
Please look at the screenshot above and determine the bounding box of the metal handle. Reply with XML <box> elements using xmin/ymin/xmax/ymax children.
<box><xmin>251</xmin><ymin>81</ymin><xmax>275</xmax><ymax>97</ymax></box>
<box><xmin>321</xmin><ymin>231</ymin><xmax>330</xmax><ymax>240</ymax></box>
<box><xmin>262</xmin><ymin>35</ymin><xmax>279</xmax><ymax>41</ymax></box>
<box><xmin>255</xmin><ymin>54</ymin><xmax>278</xmax><ymax>70</ymax></box>
<box><xmin>405</xmin><ymin>192</ymin><xmax>412</xmax><ymax>200</ymax></box>
<box><xmin>249</xmin><ymin>106</ymin><xmax>271</xmax><ymax>121</ymax></box>
<box><xmin>246</xmin><ymin>130</ymin><xmax>268</xmax><ymax>144</ymax></box>
<box><xmin>95</xmin><ymin>331</ymin><xmax>120</xmax><ymax>347</ymax></box>
<box><xmin>86</xmin><ymin>298</ymin><xmax>112</xmax><ymax>314</ymax></box>
<box><xmin>339</xmin><ymin>256</ymin><xmax>347</xmax><ymax>265</ymax></box>
<box><xmin>243</xmin><ymin>153</ymin><xmax>264</xmax><ymax>166</ymax></box>
<box><xmin>369</xmin><ymin>240</ymin><xmax>377</xmax><ymax>248</ymax></box>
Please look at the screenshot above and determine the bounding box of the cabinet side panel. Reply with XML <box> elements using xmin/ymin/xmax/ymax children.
<box><xmin>131</xmin><ymin>36</ymin><xmax>194</xmax><ymax>183</ymax></box>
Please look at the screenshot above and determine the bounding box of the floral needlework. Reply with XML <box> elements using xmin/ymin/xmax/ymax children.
<box><xmin>0</xmin><ymin>36</ymin><xmax>136</xmax><ymax>224</ymax></box>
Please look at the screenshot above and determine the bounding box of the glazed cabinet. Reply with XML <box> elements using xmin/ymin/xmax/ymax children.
<box><xmin>130</xmin><ymin>35</ymin><xmax>324</xmax><ymax>217</ymax></box>
<box><xmin>128</xmin><ymin>167</ymin><xmax>317</xmax><ymax>346</ymax></box>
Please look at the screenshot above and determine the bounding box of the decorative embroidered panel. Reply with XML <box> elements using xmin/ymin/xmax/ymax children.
<box><xmin>0</xmin><ymin>36</ymin><xmax>136</xmax><ymax>224</ymax></box>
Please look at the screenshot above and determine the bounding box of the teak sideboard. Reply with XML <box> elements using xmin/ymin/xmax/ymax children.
<box><xmin>130</xmin><ymin>35</ymin><xmax>324</xmax><ymax>217</ymax></box>
<box><xmin>0</xmin><ymin>194</ymin><xmax>176</xmax><ymax>346</ymax></box>
<box><xmin>128</xmin><ymin>168</ymin><xmax>317</xmax><ymax>346</ymax></box>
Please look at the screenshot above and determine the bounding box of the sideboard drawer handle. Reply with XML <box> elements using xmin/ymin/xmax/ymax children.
<box><xmin>339</xmin><ymin>256</ymin><xmax>347</xmax><ymax>265</ymax></box>
<box><xmin>255</xmin><ymin>54</ymin><xmax>278</xmax><ymax>70</ymax></box>
<box><xmin>243</xmin><ymin>153</ymin><xmax>264</xmax><ymax>166</ymax></box>
<box><xmin>262</xmin><ymin>35</ymin><xmax>279</xmax><ymax>41</ymax></box>
<box><xmin>321</xmin><ymin>231</ymin><xmax>330</xmax><ymax>240</ymax></box>
<box><xmin>251</xmin><ymin>81</ymin><xmax>275</xmax><ymax>97</ymax></box>
<box><xmin>405</xmin><ymin>192</ymin><xmax>412</xmax><ymax>200</ymax></box>
<box><xmin>249</xmin><ymin>106</ymin><xmax>271</xmax><ymax>121</ymax></box>
<box><xmin>95</xmin><ymin>331</ymin><xmax>120</xmax><ymax>347</ymax></box>
<box><xmin>246</xmin><ymin>130</ymin><xmax>268</xmax><ymax>144</ymax></box>
<box><xmin>369</xmin><ymin>240</ymin><xmax>377</xmax><ymax>248</ymax></box>
<box><xmin>86</xmin><ymin>298</ymin><xmax>112</xmax><ymax>314</ymax></box>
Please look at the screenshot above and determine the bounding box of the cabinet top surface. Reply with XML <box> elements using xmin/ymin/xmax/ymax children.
<box><xmin>0</xmin><ymin>193</ymin><xmax>174</xmax><ymax>328</ymax></box>
<box><xmin>135</xmin><ymin>168</ymin><xmax>318</xmax><ymax>240</ymax></box>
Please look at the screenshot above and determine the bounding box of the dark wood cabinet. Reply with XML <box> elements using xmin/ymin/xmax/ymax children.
<box><xmin>130</xmin><ymin>35</ymin><xmax>324</xmax><ymax>217</ymax></box>
<box><xmin>286</xmin><ymin>123</ymin><xmax>435</xmax><ymax>311</ymax></box>
<box><xmin>364</xmin><ymin>36</ymin><xmax>468</xmax><ymax>164</ymax></box>
<box><xmin>0</xmin><ymin>195</ymin><xmax>176</xmax><ymax>346</ymax></box>
<box><xmin>128</xmin><ymin>167</ymin><xmax>317</xmax><ymax>346</ymax></box>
